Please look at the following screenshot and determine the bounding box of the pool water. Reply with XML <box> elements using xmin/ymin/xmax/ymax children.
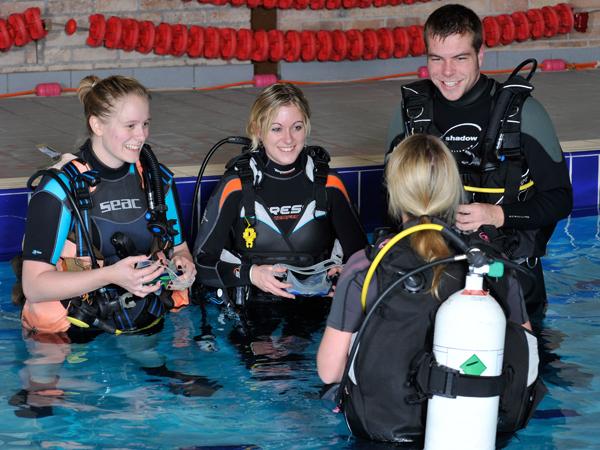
<box><xmin>0</xmin><ymin>215</ymin><xmax>599</xmax><ymax>450</ymax></box>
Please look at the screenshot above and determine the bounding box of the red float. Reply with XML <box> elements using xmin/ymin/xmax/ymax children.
<box><xmin>230</xmin><ymin>0</ymin><xmax>246</xmax><ymax>5</ymax></box>
<box><xmin>154</xmin><ymin>22</ymin><xmax>173</xmax><ymax>55</ymax></box>
<box><xmin>204</xmin><ymin>27</ymin><xmax>221</xmax><ymax>59</ymax></box>
<box><xmin>358</xmin><ymin>0</ymin><xmax>373</xmax><ymax>8</ymax></box>
<box><xmin>393</xmin><ymin>27</ymin><xmax>409</xmax><ymax>58</ymax></box>
<box><xmin>554</xmin><ymin>3</ymin><xmax>574</xmax><ymax>34</ymax></box>
<box><xmin>325</xmin><ymin>0</ymin><xmax>342</xmax><ymax>9</ymax></box>
<box><xmin>541</xmin><ymin>6</ymin><xmax>559</xmax><ymax>37</ymax></box>
<box><xmin>8</xmin><ymin>14</ymin><xmax>31</xmax><ymax>47</ymax></box>
<box><xmin>377</xmin><ymin>28</ymin><xmax>394</xmax><ymax>59</ymax></box>
<box><xmin>283</xmin><ymin>30</ymin><xmax>301</xmax><ymax>62</ymax></box>
<box><xmin>293</xmin><ymin>0</ymin><xmax>310</xmax><ymax>9</ymax></box>
<box><xmin>24</xmin><ymin>7</ymin><xmax>47</xmax><ymax>40</ymax></box>
<box><xmin>362</xmin><ymin>28</ymin><xmax>378</xmax><ymax>60</ymax></box>
<box><xmin>65</xmin><ymin>19</ymin><xmax>77</xmax><ymax>36</ymax></box>
<box><xmin>247</xmin><ymin>0</ymin><xmax>262</xmax><ymax>7</ymax></box>
<box><xmin>136</xmin><ymin>21</ymin><xmax>155</xmax><ymax>54</ymax></box>
<box><xmin>268</xmin><ymin>29</ymin><xmax>284</xmax><ymax>62</ymax></box>
<box><xmin>171</xmin><ymin>24</ymin><xmax>189</xmax><ymax>56</ymax></box>
<box><xmin>310</xmin><ymin>0</ymin><xmax>326</xmax><ymax>9</ymax></box>
<box><xmin>483</xmin><ymin>16</ymin><xmax>501</xmax><ymax>48</ymax></box>
<box><xmin>120</xmin><ymin>18</ymin><xmax>139</xmax><ymax>52</ymax></box>
<box><xmin>316</xmin><ymin>30</ymin><xmax>333</xmax><ymax>61</ymax></box>
<box><xmin>263</xmin><ymin>0</ymin><xmax>278</xmax><ymax>8</ymax></box>
<box><xmin>219</xmin><ymin>27</ymin><xmax>237</xmax><ymax>59</ymax></box>
<box><xmin>278</xmin><ymin>0</ymin><xmax>294</xmax><ymax>7</ymax></box>
<box><xmin>526</xmin><ymin>9</ymin><xmax>545</xmax><ymax>40</ymax></box>
<box><xmin>187</xmin><ymin>25</ymin><xmax>204</xmax><ymax>58</ymax></box>
<box><xmin>235</xmin><ymin>28</ymin><xmax>253</xmax><ymax>60</ymax></box>
<box><xmin>342</xmin><ymin>0</ymin><xmax>359</xmax><ymax>8</ymax></box>
<box><xmin>0</xmin><ymin>19</ymin><xmax>12</xmax><ymax>51</ymax></box>
<box><xmin>511</xmin><ymin>11</ymin><xmax>530</xmax><ymax>42</ymax></box>
<box><xmin>252</xmin><ymin>29</ymin><xmax>269</xmax><ymax>61</ymax></box>
<box><xmin>496</xmin><ymin>14</ymin><xmax>515</xmax><ymax>45</ymax></box>
<box><xmin>300</xmin><ymin>30</ymin><xmax>317</xmax><ymax>61</ymax></box>
<box><xmin>407</xmin><ymin>25</ymin><xmax>425</xmax><ymax>56</ymax></box>
<box><xmin>104</xmin><ymin>16</ymin><xmax>123</xmax><ymax>49</ymax></box>
<box><xmin>346</xmin><ymin>29</ymin><xmax>363</xmax><ymax>61</ymax></box>
<box><xmin>330</xmin><ymin>29</ymin><xmax>347</xmax><ymax>61</ymax></box>
<box><xmin>87</xmin><ymin>14</ymin><xmax>106</xmax><ymax>47</ymax></box>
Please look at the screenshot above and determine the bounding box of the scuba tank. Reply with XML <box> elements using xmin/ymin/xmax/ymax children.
<box><xmin>424</xmin><ymin>261</ymin><xmax>506</xmax><ymax>450</ymax></box>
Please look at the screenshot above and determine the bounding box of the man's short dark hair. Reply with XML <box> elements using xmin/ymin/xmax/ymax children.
<box><xmin>424</xmin><ymin>4</ymin><xmax>483</xmax><ymax>52</ymax></box>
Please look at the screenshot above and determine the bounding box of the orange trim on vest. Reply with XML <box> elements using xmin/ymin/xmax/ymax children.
<box><xmin>219</xmin><ymin>178</ymin><xmax>242</xmax><ymax>209</ymax></box>
<box><xmin>326</xmin><ymin>175</ymin><xmax>350</xmax><ymax>201</ymax></box>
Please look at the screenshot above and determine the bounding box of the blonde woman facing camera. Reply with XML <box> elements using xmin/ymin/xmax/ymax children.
<box><xmin>193</xmin><ymin>82</ymin><xmax>366</xmax><ymax>302</ymax></box>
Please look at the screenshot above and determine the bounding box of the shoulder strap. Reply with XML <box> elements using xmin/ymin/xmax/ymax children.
<box><xmin>60</xmin><ymin>159</ymin><xmax>101</xmax><ymax>258</ymax></box>
<box><xmin>305</xmin><ymin>145</ymin><xmax>330</xmax><ymax>219</ymax></box>
<box><xmin>227</xmin><ymin>152</ymin><xmax>257</xmax><ymax>226</ymax></box>
<box><xmin>401</xmin><ymin>80</ymin><xmax>438</xmax><ymax>136</ymax></box>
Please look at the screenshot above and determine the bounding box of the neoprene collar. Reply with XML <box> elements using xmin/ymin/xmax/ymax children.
<box><xmin>79</xmin><ymin>139</ymin><xmax>130</xmax><ymax>180</ymax></box>
<box><xmin>256</xmin><ymin>146</ymin><xmax>306</xmax><ymax>178</ymax></box>
<box><xmin>434</xmin><ymin>75</ymin><xmax>494</xmax><ymax>108</ymax></box>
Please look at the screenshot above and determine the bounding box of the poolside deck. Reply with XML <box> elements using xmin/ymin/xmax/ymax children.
<box><xmin>0</xmin><ymin>69</ymin><xmax>599</xmax><ymax>189</ymax></box>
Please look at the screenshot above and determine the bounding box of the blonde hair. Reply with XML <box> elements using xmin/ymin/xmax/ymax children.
<box><xmin>246</xmin><ymin>82</ymin><xmax>311</xmax><ymax>151</ymax></box>
<box><xmin>78</xmin><ymin>75</ymin><xmax>151</xmax><ymax>136</ymax></box>
<box><xmin>385</xmin><ymin>134</ymin><xmax>463</xmax><ymax>297</ymax></box>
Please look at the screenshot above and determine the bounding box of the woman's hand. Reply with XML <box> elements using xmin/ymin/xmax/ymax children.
<box><xmin>167</xmin><ymin>244</ymin><xmax>197</xmax><ymax>290</ymax></box>
<box><xmin>250</xmin><ymin>264</ymin><xmax>295</xmax><ymax>299</ymax></box>
<box><xmin>109</xmin><ymin>254</ymin><xmax>163</xmax><ymax>297</ymax></box>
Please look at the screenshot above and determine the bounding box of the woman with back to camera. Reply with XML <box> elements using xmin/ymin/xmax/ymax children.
<box><xmin>317</xmin><ymin>134</ymin><xmax>537</xmax><ymax>445</ymax></box>
<box><xmin>20</xmin><ymin>75</ymin><xmax>196</xmax><ymax>339</ymax></box>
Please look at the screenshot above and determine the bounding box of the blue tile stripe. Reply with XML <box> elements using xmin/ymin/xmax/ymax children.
<box><xmin>0</xmin><ymin>151</ymin><xmax>597</xmax><ymax>261</ymax></box>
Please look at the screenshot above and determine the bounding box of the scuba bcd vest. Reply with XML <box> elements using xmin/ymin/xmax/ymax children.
<box><xmin>337</xmin><ymin>226</ymin><xmax>546</xmax><ymax>444</ymax></box>
<box><xmin>226</xmin><ymin>145</ymin><xmax>335</xmax><ymax>267</ymax></box>
<box><xmin>397</xmin><ymin>59</ymin><xmax>537</xmax><ymax>206</ymax></box>
<box><xmin>16</xmin><ymin>144</ymin><xmax>185</xmax><ymax>335</ymax></box>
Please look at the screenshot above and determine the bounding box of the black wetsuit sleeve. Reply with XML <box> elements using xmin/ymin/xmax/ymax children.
<box><xmin>327</xmin><ymin>176</ymin><xmax>368</xmax><ymax>261</ymax></box>
<box><xmin>22</xmin><ymin>190</ymin><xmax>69</xmax><ymax>265</ymax></box>
<box><xmin>501</xmin><ymin>99</ymin><xmax>573</xmax><ymax>229</ymax></box>
<box><xmin>327</xmin><ymin>249</ymin><xmax>377</xmax><ymax>332</ymax></box>
<box><xmin>193</xmin><ymin>176</ymin><xmax>252</xmax><ymax>288</ymax></box>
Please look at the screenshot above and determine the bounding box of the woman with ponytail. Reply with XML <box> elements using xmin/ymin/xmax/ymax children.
<box><xmin>317</xmin><ymin>133</ymin><xmax>529</xmax><ymax>389</ymax></box>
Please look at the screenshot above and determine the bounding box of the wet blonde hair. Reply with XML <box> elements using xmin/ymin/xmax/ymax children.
<box><xmin>78</xmin><ymin>75</ymin><xmax>151</xmax><ymax>136</ymax></box>
<box><xmin>385</xmin><ymin>134</ymin><xmax>463</xmax><ymax>298</ymax></box>
<box><xmin>246</xmin><ymin>82</ymin><xmax>311</xmax><ymax>151</ymax></box>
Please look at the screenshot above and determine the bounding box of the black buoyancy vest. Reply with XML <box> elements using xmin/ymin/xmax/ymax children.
<box><xmin>228</xmin><ymin>147</ymin><xmax>335</xmax><ymax>267</ymax></box>
<box><xmin>342</xmin><ymin>239</ymin><xmax>465</xmax><ymax>444</ymax></box>
<box><xmin>399</xmin><ymin>71</ymin><xmax>534</xmax><ymax>207</ymax></box>
<box><xmin>341</xmin><ymin>237</ymin><xmax>546</xmax><ymax>444</ymax></box>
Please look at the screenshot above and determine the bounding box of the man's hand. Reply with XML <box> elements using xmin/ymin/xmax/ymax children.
<box><xmin>456</xmin><ymin>203</ymin><xmax>504</xmax><ymax>231</ymax></box>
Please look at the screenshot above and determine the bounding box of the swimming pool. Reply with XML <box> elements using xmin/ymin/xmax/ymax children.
<box><xmin>0</xmin><ymin>215</ymin><xmax>598</xmax><ymax>450</ymax></box>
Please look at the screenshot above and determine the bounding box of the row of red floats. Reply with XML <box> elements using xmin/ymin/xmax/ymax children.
<box><xmin>191</xmin><ymin>0</ymin><xmax>430</xmax><ymax>9</ymax></box>
<box><xmin>0</xmin><ymin>7</ymin><xmax>46</xmax><ymax>51</ymax></box>
<box><xmin>483</xmin><ymin>4</ymin><xmax>574</xmax><ymax>47</ymax></box>
<box><xmin>85</xmin><ymin>15</ymin><xmax>427</xmax><ymax>61</ymax></box>
<box><xmin>0</xmin><ymin>3</ymin><xmax>579</xmax><ymax>60</ymax></box>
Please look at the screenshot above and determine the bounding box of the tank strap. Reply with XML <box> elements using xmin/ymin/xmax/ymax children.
<box><xmin>61</xmin><ymin>159</ymin><xmax>100</xmax><ymax>258</ymax></box>
<box><xmin>409</xmin><ymin>352</ymin><xmax>504</xmax><ymax>401</ymax></box>
<box><xmin>229</xmin><ymin>153</ymin><xmax>257</xmax><ymax>226</ymax></box>
<box><xmin>400</xmin><ymin>80</ymin><xmax>439</xmax><ymax>137</ymax></box>
<box><xmin>306</xmin><ymin>145</ymin><xmax>330</xmax><ymax>219</ymax></box>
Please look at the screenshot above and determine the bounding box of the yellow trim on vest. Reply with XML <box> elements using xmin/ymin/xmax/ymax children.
<box><xmin>463</xmin><ymin>180</ymin><xmax>534</xmax><ymax>194</ymax></box>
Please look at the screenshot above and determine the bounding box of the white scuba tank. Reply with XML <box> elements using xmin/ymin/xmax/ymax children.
<box><xmin>424</xmin><ymin>270</ymin><xmax>506</xmax><ymax>450</ymax></box>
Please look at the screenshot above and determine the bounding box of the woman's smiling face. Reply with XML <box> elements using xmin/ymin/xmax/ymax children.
<box><xmin>261</xmin><ymin>104</ymin><xmax>307</xmax><ymax>166</ymax></box>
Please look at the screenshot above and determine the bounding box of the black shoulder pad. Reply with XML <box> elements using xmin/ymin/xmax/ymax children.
<box><xmin>306</xmin><ymin>145</ymin><xmax>331</xmax><ymax>163</ymax></box>
<box><xmin>225</xmin><ymin>151</ymin><xmax>253</xmax><ymax>171</ymax></box>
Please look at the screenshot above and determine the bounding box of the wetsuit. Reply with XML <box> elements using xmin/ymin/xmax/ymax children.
<box><xmin>387</xmin><ymin>75</ymin><xmax>573</xmax><ymax>318</ymax></box>
<box><xmin>22</xmin><ymin>140</ymin><xmax>186</xmax><ymax>333</ymax></box>
<box><xmin>193</xmin><ymin>147</ymin><xmax>367</xmax><ymax>294</ymax></box>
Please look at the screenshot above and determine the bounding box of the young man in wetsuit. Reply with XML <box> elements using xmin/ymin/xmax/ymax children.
<box><xmin>387</xmin><ymin>4</ymin><xmax>572</xmax><ymax>321</ymax></box>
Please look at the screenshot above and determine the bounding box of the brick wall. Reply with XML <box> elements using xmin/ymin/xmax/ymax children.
<box><xmin>0</xmin><ymin>0</ymin><xmax>598</xmax><ymax>81</ymax></box>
